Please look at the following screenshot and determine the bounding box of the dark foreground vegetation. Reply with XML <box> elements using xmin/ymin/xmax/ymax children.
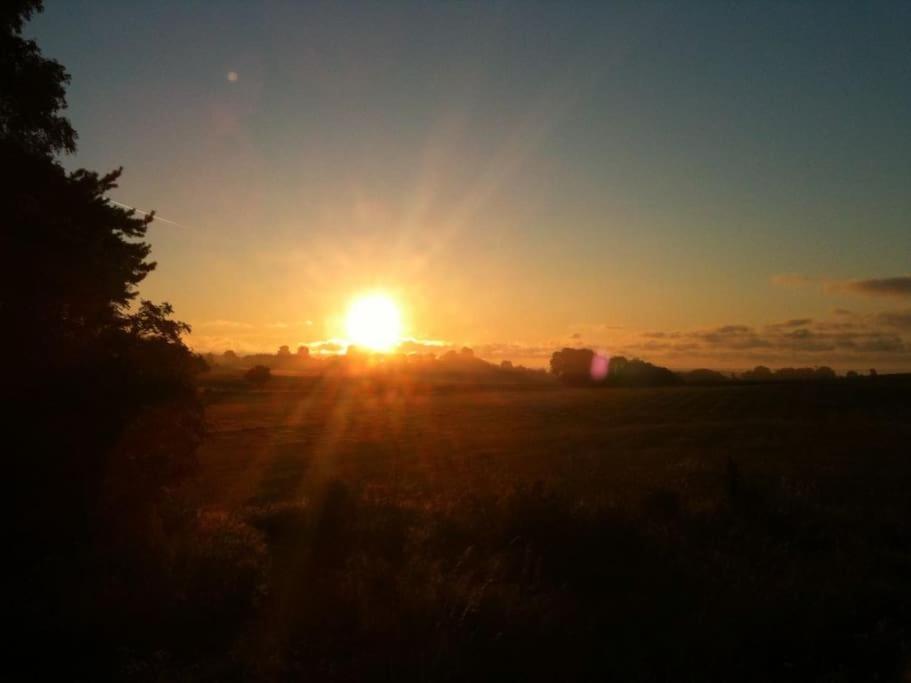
<box><xmin>16</xmin><ymin>360</ymin><xmax>911</xmax><ymax>680</ymax></box>
<box><xmin>5</xmin><ymin>2</ymin><xmax>206</xmax><ymax>677</ymax></box>
<box><xmin>122</xmin><ymin>375</ymin><xmax>907</xmax><ymax>682</ymax></box>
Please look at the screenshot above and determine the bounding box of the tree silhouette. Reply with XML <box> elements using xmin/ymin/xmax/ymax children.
<box><xmin>245</xmin><ymin>364</ymin><xmax>272</xmax><ymax>384</ymax></box>
<box><xmin>550</xmin><ymin>347</ymin><xmax>595</xmax><ymax>384</ymax></box>
<box><xmin>550</xmin><ymin>348</ymin><xmax>680</xmax><ymax>387</ymax></box>
<box><xmin>0</xmin><ymin>1</ymin><xmax>76</xmax><ymax>158</ymax></box>
<box><xmin>2</xmin><ymin>3</ymin><xmax>191</xmax><ymax>379</ymax></box>
<box><xmin>5</xmin><ymin>4</ymin><xmax>204</xmax><ymax>672</ymax></box>
<box><xmin>606</xmin><ymin>355</ymin><xmax>681</xmax><ymax>387</ymax></box>
<box><xmin>741</xmin><ymin>365</ymin><xmax>773</xmax><ymax>381</ymax></box>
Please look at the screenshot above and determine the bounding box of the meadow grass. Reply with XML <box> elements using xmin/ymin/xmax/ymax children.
<box><xmin>156</xmin><ymin>376</ymin><xmax>911</xmax><ymax>681</ymax></box>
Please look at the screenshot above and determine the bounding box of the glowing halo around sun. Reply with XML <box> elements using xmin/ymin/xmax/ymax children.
<box><xmin>344</xmin><ymin>293</ymin><xmax>403</xmax><ymax>352</ymax></box>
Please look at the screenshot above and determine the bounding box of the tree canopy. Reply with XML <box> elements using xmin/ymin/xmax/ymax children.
<box><xmin>550</xmin><ymin>348</ymin><xmax>681</xmax><ymax>387</ymax></box>
<box><xmin>0</xmin><ymin>1</ymin><xmax>76</xmax><ymax>158</ymax></box>
<box><xmin>1</xmin><ymin>1</ymin><xmax>192</xmax><ymax>380</ymax></box>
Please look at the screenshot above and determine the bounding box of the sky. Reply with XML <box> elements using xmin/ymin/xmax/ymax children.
<box><xmin>29</xmin><ymin>1</ymin><xmax>911</xmax><ymax>369</ymax></box>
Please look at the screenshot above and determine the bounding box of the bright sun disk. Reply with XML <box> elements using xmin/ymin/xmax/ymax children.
<box><xmin>345</xmin><ymin>293</ymin><xmax>402</xmax><ymax>352</ymax></box>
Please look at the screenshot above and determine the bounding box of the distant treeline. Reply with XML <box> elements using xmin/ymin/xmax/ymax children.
<box><xmin>685</xmin><ymin>364</ymin><xmax>882</xmax><ymax>384</ymax></box>
<box><xmin>206</xmin><ymin>344</ymin><xmax>547</xmax><ymax>378</ymax></box>
<box><xmin>550</xmin><ymin>348</ymin><xmax>681</xmax><ymax>387</ymax></box>
<box><xmin>549</xmin><ymin>348</ymin><xmax>877</xmax><ymax>387</ymax></box>
<box><xmin>206</xmin><ymin>344</ymin><xmax>879</xmax><ymax>387</ymax></box>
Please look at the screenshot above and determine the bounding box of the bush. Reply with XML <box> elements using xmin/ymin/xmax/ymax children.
<box><xmin>172</xmin><ymin>511</ymin><xmax>269</xmax><ymax>625</ymax></box>
<box><xmin>245</xmin><ymin>365</ymin><xmax>271</xmax><ymax>384</ymax></box>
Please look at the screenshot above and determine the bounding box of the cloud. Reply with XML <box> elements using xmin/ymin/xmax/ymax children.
<box><xmin>839</xmin><ymin>276</ymin><xmax>911</xmax><ymax>298</ymax></box>
<box><xmin>197</xmin><ymin>319</ymin><xmax>254</xmax><ymax>330</ymax></box>
<box><xmin>473</xmin><ymin>342</ymin><xmax>556</xmax><ymax>360</ymax></box>
<box><xmin>310</xmin><ymin>340</ymin><xmax>346</xmax><ymax>355</ymax></box>
<box><xmin>877</xmin><ymin>310</ymin><xmax>911</xmax><ymax>329</ymax></box>
<box><xmin>778</xmin><ymin>328</ymin><xmax>835</xmax><ymax>352</ymax></box>
<box><xmin>693</xmin><ymin>325</ymin><xmax>772</xmax><ymax>349</ymax></box>
<box><xmin>398</xmin><ymin>338</ymin><xmax>451</xmax><ymax>355</ymax></box>
<box><xmin>772</xmin><ymin>273</ymin><xmax>911</xmax><ymax>299</ymax></box>
<box><xmin>768</xmin><ymin>318</ymin><xmax>813</xmax><ymax>329</ymax></box>
<box><xmin>186</xmin><ymin>335</ymin><xmax>260</xmax><ymax>354</ymax></box>
<box><xmin>610</xmin><ymin>310</ymin><xmax>911</xmax><ymax>369</ymax></box>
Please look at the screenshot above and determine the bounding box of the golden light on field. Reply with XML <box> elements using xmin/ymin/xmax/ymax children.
<box><xmin>345</xmin><ymin>293</ymin><xmax>403</xmax><ymax>352</ymax></box>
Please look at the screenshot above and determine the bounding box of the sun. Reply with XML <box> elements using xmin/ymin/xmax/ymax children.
<box><xmin>345</xmin><ymin>293</ymin><xmax>403</xmax><ymax>352</ymax></box>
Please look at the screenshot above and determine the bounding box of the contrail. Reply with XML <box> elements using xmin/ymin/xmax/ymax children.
<box><xmin>109</xmin><ymin>200</ymin><xmax>187</xmax><ymax>228</ymax></box>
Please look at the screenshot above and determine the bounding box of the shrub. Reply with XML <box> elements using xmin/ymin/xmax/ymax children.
<box><xmin>245</xmin><ymin>365</ymin><xmax>271</xmax><ymax>384</ymax></box>
<box><xmin>172</xmin><ymin>511</ymin><xmax>269</xmax><ymax>625</ymax></box>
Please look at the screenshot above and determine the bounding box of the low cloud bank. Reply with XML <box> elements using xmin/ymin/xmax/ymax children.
<box><xmin>772</xmin><ymin>273</ymin><xmax>911</xmax><ymax>299</ymax></box>
<box><xmin>841</xmin><ymin>277</ymin><xmax>911</xmax><ymax>298</ymax></box>
<box><xmin>622</xmin><ymin>310</ymin><xmax>910</xmax><ymax>370</ymax></box>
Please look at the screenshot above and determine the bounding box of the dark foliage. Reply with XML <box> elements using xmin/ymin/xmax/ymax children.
<box><xmin>681</xmin><ymin>368</ymin><xmax>730</xmax><ymax>384</ymax></box>
<box><xmin>550</xmin><ymin>348</ymin><xmax>681</xmax><ymax>387</ymax></box>
<box><xmin>741</xmin><ymin>365</ymin><xmax>839</xmax><ymax>382</ymax></box>
<box><xmin>4</xmin><ymin>3</ymin><xmax>206</xmax><ymax>674</ymax></box>
<box><xmin>0</xmin><ymin>1</ymin><xmax>75</xmax><ymax>158</ymax></box>
<box><xmin>122</xmin><ymin>376</ymin><xmax>911</xmax><ymax>682</ymax></box>
<box><xmin>606</xmin><ymin>355</ymin><xmax>681</xmax><ymax>387</ymax></box>
<box><xmin>741</xmin><ymin>364</ymin><xmax>773</xmax><ymax>380</ymax></box>
<box><xmin>245</xmin><ymin>364</ymin><xmax>272</xmax><ymax>384</ymax></box>
<box><xmin>549</xmin><ymin>347</ymin><xmax>596</xmax><ymax>384</ymax></box>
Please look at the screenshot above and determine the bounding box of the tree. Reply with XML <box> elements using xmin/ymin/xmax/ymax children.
<box><xmin>245</xmin><ymin>365</ymin><xmax>272</xmax><ymax>384</ymax></box>
<box><xmin>550</xmin><ymin>348</ymin><xmax>595</xmax><ymax>384</ymax></box>
<box><xmin>3</xmin><ymin>0</ymin><xmax>203</xmax><ymax>502</ymax></box>
<box><xmin>5</xmin><ymin>5</ymin><xmax>204</xmax><ymax>671</ymax></box>
<box><xmin>814</xmin><ymin>366</ymin><xmax>836</xmax><ymax>380</ymax></box>
<box><xmin>605</xmin><ymin>355</ymin><xmax>680</xmax><ymax>387</ymax></box>
<box><xmin>682</xmin><ymin>369</ymin><xmax>729</xmax><ymax>384</ymax></box>
<box><xmin>1</xmin><ymin>1</ymin><xmax>76</xmax><ymax>158</ymax></box>
<box><xmin>297</xmin><ymin>345</ymin><xmax>310</xmax><ymax>359</ymax></box>
<box><xmin>2</xmin><ymin>3</ymin><xmax>191</xmax><ymax>379</ymax></box>
<box><xmin>550</xmin><ymin>348</ymin><xmax>680</xmax><ymax>387</ymax></box>
<box><xmin>742</xmin><ymin>365</ymin><xmax>773</xmax><ymax>381</ymax></box>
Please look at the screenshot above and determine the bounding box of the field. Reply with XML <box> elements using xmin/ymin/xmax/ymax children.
<box><xmin>175</xmin><ymin>375</ymin><xmax>911</xmax><ymax>681</ymax></box>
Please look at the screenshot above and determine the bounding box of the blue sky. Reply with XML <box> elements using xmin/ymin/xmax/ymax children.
<box><xmin>29</xmin><ymin>1</ymin><xmax>911</xmax><ymax>368</ymax></box>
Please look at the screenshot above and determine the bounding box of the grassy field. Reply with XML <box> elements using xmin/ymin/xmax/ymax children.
<box><xmin>171</xmin><ymin>375</ymin><xmax>911</xmax><ymax>681</ymax></box>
